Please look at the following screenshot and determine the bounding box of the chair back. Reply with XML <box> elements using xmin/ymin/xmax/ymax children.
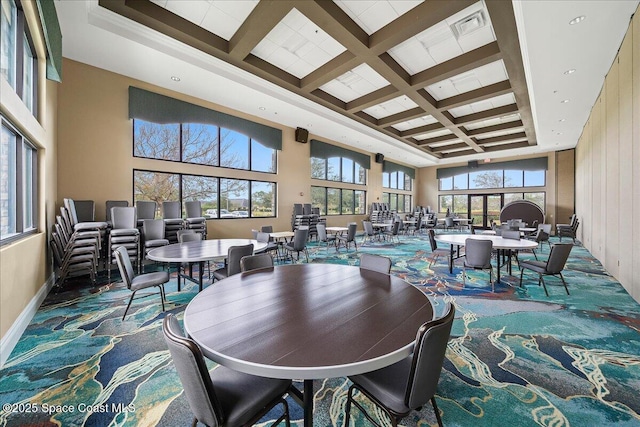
<box><xmin>114</xmin><ymin>246</ymin><xmax>135</xmax><ymax>289</ymax></box>
<box><xmin>185</xmin><ymin>201</ymin><xmax>203</xmax><ymax>218</ymax></box>
<box><xmin>464</xmin><ymin>239</ymin><xmax>492</xmax><ymax>268</ymax></box>
<box><xmin>240</xmin><ymin>253</ymin><xmax>274</xmax><ymax>272</ymax></box>
<box><xmin>111</xmin><ymin>207</ymin><xmax>137</xmax><ymax>230</ymax></box>
<box><xmin>444</xmin><ymin>217</ymin><xmax>454</xmax><ymax>228</ymax></box>
<box><xmin>405</xmin><ymin>302</ymin><xmax>455</xmax><ymax>409</ymax></box>
<box><xmin>261</xmin><ymin>225</ymin><xmax>274</xmax><ymax>234</ymax></box>
<box><xmin>255</xmin><ymin>231</ymin><xmax>270</xmax><ymax>243</ymax></box>
<box><xmin>162</xmin><ymin>314</ymin><xmax>223</xmax><ymax>427</ymax></box>
<box><xmin>346</xmin><ymin>222</ymin><xmax>357</xmax><ymax>242</ymax></box>
<box><xmin>316</xmin><ymin>223</ymin><xmax>328</xmax><ymax>242</ymax></box>
<box><xmin>179</xmin><ymin>232</ymin><xmax>202</xmax><ymax>243</ymax></box>
<box><xmin>136</xmin><ymin>201</ymin><xmax>157</xmax><ymax>220</ymax></box>
<box><xmin>362</xmin><ymin>220</ymin><xmax>374</xmax><ymax>236</ymax></box>
<box><xmin>143</xmin><ymin>219</ymin><xmax>165</xmax><ymax>240</ymax></box>
<box><xmin>106</xmin><ymin>200</ymin><xmax>128</xmax><ymax>222</ymax></box>
<box><xmin>390</xmin><ymin>220</ymin><xmax>400</xmax><ymax>236</ymax></box>
<box><xmin>227</xmin><ymin>244</ymin><xmax>255</xmax><ymax>276</ymax></box>
<box><xmin>427</xmin><ymin>229</ymin><xmax>438</xmax><ymax>251</ymax></box>
<box><xmin>292</xmin><ymin>227</ymin><xmax>309</xmax><ymax>251</ymax></box>
<box><xmin>74</xmin><ymin>200</ymin><xmax>95</xmax><ymax>222</ymax></box>
<box><xmin>64</xmin><ymin>198</ymin><xmax>80</xmax><ymax>226</ymax></box>
<box><xmin>546</xmin><ymin>243</ymin><xmax>573</xmax><ymax>274</ymax></box>
<box><xmin>539</xmin><ymin>223</ymin><xmax>552</xmax><ymax>235</ymax></box>
<box><xmin>534</xmin><ymin>229</ymin><xmax>549</xmax><ymax>243</ymax></box>
<box><xmin>359</xmin><ymin>253</ymin><xmax>391</xmax><ymax>274</ymax></box>
<box><xmin>501</xmin><ymin>230</ymin><xmax>520</xmax><ymax>240</ymax></box>
<box><xmin>163</xmin><ymin>201</ymin><xmax>182</xmax><ymax>219</ymax></box>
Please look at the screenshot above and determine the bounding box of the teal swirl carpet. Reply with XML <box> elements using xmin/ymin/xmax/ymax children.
<box><xmin>1</xmin><ymin>235</ymin><xmax>640</xmax><ymax>426</ymax></box>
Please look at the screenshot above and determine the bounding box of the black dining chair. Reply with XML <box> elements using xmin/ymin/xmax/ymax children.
<box><xmin>284</xmin><ymin>227</ymin><xmax>309</xmax><ymax>263</ymax></box>
<box><xmin>344</xmin><ymin>302</ymin><xmax>455</xmax><ymax>427</ymax></box>
<box><xmin>212</xmin><ymin>244</ymin><xmax>254</xmax><ymax>282</ymax></box>
<box><xmin>336</xmin><ymin>222</ymin><xmax>358</xmax><ymax>252</ymax></box>
<box><xmin>162</xmin><ymin>314</ymin><xmax>292</xmax><ymax>427</ymax></box>
<box><xmin>519</xmin><ymin>243</ymin><xmax>573</xmax><ymax>296</ymax></box>
<box><xmin>240</xmin><ymin>253</ymin><xmax>274</xmax><ymax>272</ymax></box>
<box><xmin>462</xmin><ymin>238</ymin><xmax>494</xmax><ymax>292</ymax></box>
<box><xmin>427</xmin><ymin>229</ymin><xmax>450</xmax><ymax>268</ymax></box>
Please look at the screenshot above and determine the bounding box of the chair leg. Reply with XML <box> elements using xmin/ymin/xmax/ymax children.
<box><xmin>540</xmin><ymin>275</ymin><xmax>549</xmax><ymax>297</ymax></box>
<box><xmin>519</xmin><ymin>268</ymin><xmax>525</xmax><ymax>287</ymax></box>
<box><xmin>532</xmin><ymin>249</ymin><xmax>538</xmax><ymax>260</ymax></box>
<box><xmin>431</xmin><ymin>396</ymin><xmax>444</xmax><ymax>427</ymax></box>
<box><xmin>159</xmin><ymin>285</ymin><xmax>166</xmax><ymax>312</ymax></box>
<box><xmin>559</xmin><ymin>272</ymin><xmax>570</xmax><ymax>295</ymax></box>
<box><xmin>122</xmin><ymin>290</ymin><xmax>137</xmax><ymax>320</ymax></box>
<box><xmin>304</xmin><ymin>248</ymin><xmax>309</xmax><ymax>263</ymax></box>
<box><xmin>344</xmin><ymin>386</ymin><xmax>354</xmax><ymax>427</ymax></box>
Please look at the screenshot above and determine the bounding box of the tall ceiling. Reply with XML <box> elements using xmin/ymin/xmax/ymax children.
<box><xmin>55</xmin><ymin>0</ymin><xmax>639</xmax><ymax>167</ymax></box>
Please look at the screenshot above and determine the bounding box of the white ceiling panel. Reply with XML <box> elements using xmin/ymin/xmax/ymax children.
<box><xmin>392</xmin><ymin>115</ymin><xmax>438</xmax><ymax>131</ymax></box>
<box><xmin>414</xmin><ymin>129</ymin><xmax>453</xmax><ymax>140</ymax></box>
<box><xmin>426</xmin><ymin>60</ymin><xmax>508</xmax><ymax>100</ymax></box>
<box><xmin>464</xmin><ymin>114</ymin><xmax>521</xmax><ymax>130</ymax></box>
<box><xmin>448</xmin><ymin>93</ymin><xmax>516</xmax><ymax>118</ymax></box>
<box><xmin>335</xmin><ymin>0</ymin><xmax>423</xmax><ymax>35</ymax></box>
<box><xmin>320</xmin><ymin>64</ymin><xmax>389</xmax><ymax>102</ymax></box>
<box><xmin>475</xmin><ymin>127</ymin><xmax>525</xmax><ymax>140</ymax></box>
<box><xmin>362</xmin><ymin>96</ymin><xmax>419</xmax><ymax>119</ymax></box>
<box><xmin>388</xmin><ymin>1</ymin><xmax>496</xmax><ymax>75</ymax></box>
<box><xmin>426</xmin><ymin>139</ymin><xmax>463</xmax><ymax>148</ymax></box>
<box><xmin>251</xmin><ymin>8</ymin><xmax>346</xmax><ymax>78</ymax></box>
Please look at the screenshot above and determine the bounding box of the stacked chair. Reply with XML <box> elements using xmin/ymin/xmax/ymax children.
<box><xmin>51</xmin><ymin>214</ymin><xmax>100</xmax><ymax>289</ymax></box>
<box><xmin>105</xmin><ymin>200</ymin><xmax>129</xmax><ymax>228</ymax></box>
<box><xmin>136</xmin><ymin>200</ymin><xmax>157</xmax><ymax>228</ymax></box>
<box><xmin>108</xmin><ymin>206</ymin><xmax>140</xmax><ymax>283</ymax></box>
<box><xmin>142</xmin><ymin>219</ymin><xmax>169</xmax><ymax>272</ymax></box>
<box><xmin>162</xmin><ymin>201</ymin><xmax>184</xmax><ymax>243</ymax></box>
<box><xmin>184</xmin><ymin>201</ymin><xmax>207</xmax><ymax>240</ymax></box>
<box><xmin>557</xmin><ymin>214</ymin><xmax>579</xmax><ymax>243</ymax></box>
<box><xmin>63</xmin><ymin>198</ymin><xmax>108</xmax><ymax>260</ymax></box>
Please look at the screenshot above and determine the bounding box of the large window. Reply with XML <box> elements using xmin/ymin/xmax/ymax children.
<box><xmin>311</xmin><ymin>186</ymin><xmax>366</xmax><ymax>216</ymax></box>
<box><xmin>311</xmin><ymin>156</ymin><xmax>366</xmax><ymax>184</ymax></box>
<box><xmin>134</xmin><ymin>120</ymin><xmax>277</xmax><ymax>173</ymax></box>
<box><xmin>1</xmin><ymin>0</ymin><xmax>38</xmax><ymax>116</ymax></box>
<box><xmin>382</xmin><ymin>171</ymin><xmax>412</xmax><ymax>191</ymax></box>
<box><xmin>134</xmin><ymin>170</ymin><xmax>275</xmax><ymax>219</ymax></box>
<box><xmin>438</xmin><ymin>192</ymin><xmax>545</xmax><ymax>216</ymax></box>
<box><xmin>382</xmin><ymin>193</ymin><xmax>412</xmax><ymax>213</ymax></box>
<box><xmin>440</xmin><ymin>169</ymin><xmax>546</xmax><ymax>190</ymax></box>
<box><xmin>1</xmin><ymin>119</ymin><xmax>37</xmax><ymax>244</ymax></box>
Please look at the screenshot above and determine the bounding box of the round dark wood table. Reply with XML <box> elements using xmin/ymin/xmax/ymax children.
<box><xmin>183</xmin><ymin>263</ymin><xmax>433</xmax><ymax>427</ymax></box>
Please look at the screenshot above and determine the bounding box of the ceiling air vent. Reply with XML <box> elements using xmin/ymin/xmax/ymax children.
<box><xmin>451</xmin><ymin>11</ymin><xmax>487</xmax><ymax>39</ymax></box>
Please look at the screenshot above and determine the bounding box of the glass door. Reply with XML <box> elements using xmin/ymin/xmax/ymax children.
<box><xmin>469</xmin><ymin>194</ymin><xmax>502</xmax><ymax>228</ymax></box>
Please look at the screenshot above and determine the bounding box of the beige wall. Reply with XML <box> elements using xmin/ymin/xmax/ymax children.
<box><xmin>57</xmin><ymin>59</ymin><xmax>410</xmax><ymax>239</ymax></box>
<box><xmin>0</xmin><ymin>1</ymin><xmax>58</xmax><ymax>341</ymax></box>
<box><xmin>575</xmin><ymin>6</ymin><xmax>640</xmax><ymax>301</ymax></box>
<box><xmin>416</xmin><ymin>151</ymin><xmax>564</xmax><ymax>228</ymax></box>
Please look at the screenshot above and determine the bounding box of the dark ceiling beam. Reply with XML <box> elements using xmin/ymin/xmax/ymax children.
<box><xmin>243</xmin><ymin>54</ymin><xmax>301</xmax><ymax>87</ymax></box>
<box><xmin>411</xmin><ymin>42</ymin><xmax>502</xmax><ymax>88</ymax></box>
<box><xmin>437</xmin><ymin>80</ymin><xmax>512</xmax><ymax>111</ymax></box>
<box><xmin>300</xmin><ymin>51</ymin><xmax>359</xmax><ymax>91</ymax></box>
<box><xmin>453</xmin><ymin>104</ymin><xmax>519</xmax><ymax>126</ymax></box>
<box><xmin>228</xmin><ymin>1</ymin><xmax>294</xmax><ymax>60</ymax></box>
<box><xmin>416</xmin><ymin>134</ymin><xmax>459</xmax><ymax>146</ymax></box>
<box><xmin>464</xmin><ymin>120</ymin><xmax>524</xmax><ymax>136</ymax></box>
<box><xmin>474</xmin><ymin>131</ymin><xmax>527</xmax><ymax>145</ymax></box>
<box><xmin>310</xmin><ymin>89</ymin><xmax>347</xmax><ymax>110</ymax></box>
<box><xmin>369</xmin><ymin>0</ymin><xmax>476</xmax><ymax>53</ymax></box>
<box><xmin>400</xmin><ymin>122</ymin><xmax>444</xmax><ymax>138</ymax></box>
<box><xmin>378</xmin><ymin>107</ymin><xmax>427</xmax><ymax>127</ymax></box>
<box><xmin>346</xmin><ymin>85</ymin><xmax>399</xmax><ymax>112</ymax></box>
<box><xmin>485</xmin><ymin>0</ymin><xmax>537</xmax><ymax>146</ymax></box>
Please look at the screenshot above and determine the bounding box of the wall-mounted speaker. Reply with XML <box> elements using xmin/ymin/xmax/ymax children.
<box><xmin>375</xmin><ymin>153</ymin><xmax>384</xmax><ymax>163</ymax></box>
<box><xmin>468</xmin><ymin>160</ymin><xmax>479</xmax><ymax>169</ymax></box>
<box><xmin>295</xmin><ymin>127</ymin><xmax>309</xmax><ymax>143</ymax></box>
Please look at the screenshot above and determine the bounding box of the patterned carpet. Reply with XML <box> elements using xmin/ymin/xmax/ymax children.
<box><xmin>1</xmin><ymin>233</ymin><xmax>640</xmax><ymax>427</ymax></box>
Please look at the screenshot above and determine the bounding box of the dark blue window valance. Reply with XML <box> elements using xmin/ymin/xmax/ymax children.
<box><xmin>36</xmin><ymin>0</ymin><xmax>62</xmax><ymax>82</ymax></box>
<box><xmin>437</xmin><ymin>157</ymin><xmax>548</xmax><ymax>179</ymax></box>
<box><xmin>310</xmin><ymin>139</ymin><xmax>370</xmax><ymax>169</ymax></box>
<box><xmin>383</xmin><ymin>160</ymin><xmax>415</xmax><ymax>179</ymax></box>
<box><xmin>129</xmin><ymin>87</ymin><xmax>282</xmax><ymax>150</ymax></box>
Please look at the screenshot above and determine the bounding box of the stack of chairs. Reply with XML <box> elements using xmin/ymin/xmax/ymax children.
<box><xmin>184</xmin><ymin>201</ymin><xmax>207</xmax><ymax>239</ymax></box>
<box><xmin>51</xmin><ymin>213</ymin><xmax>101</xmax><ymax>289</ymax></box>
<box><xmin>63</xmin><ymin>198</ymin><xmax>108</xmax><ymax>260</ymax></box>
<box><xmin>108</xmin><ymin>206</ymin><xmax>140</xmax><ymax>283</ymax></box>
<box><xmin>162</xmin><ymin>201</ymin><xmax>184</xmax><ymax>243</ymax></box>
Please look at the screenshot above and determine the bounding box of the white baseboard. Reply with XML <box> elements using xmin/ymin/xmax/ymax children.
<box><xmin>0</xmin><ymin>274</ymin><xmax>55</xmax><ymax>368</ymax></box>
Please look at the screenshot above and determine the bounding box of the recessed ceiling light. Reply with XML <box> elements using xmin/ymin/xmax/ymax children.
<box><xmin>559</xmin><ymin>118</ymin><xmax>566</xmax><ymax>122</ymax></box>
<box><xmin>561</xmin><ymin>99</ymin><xmax>570</xmax><ymax>103</ymax></box>
<box><xmin>569</xmin><ymin>15</ymin><xmax>586</xmax><ymax>25</ymax></box>
<box><xmin>564</xmin><ymin>69</ymin><xmax>576</xmax><ymax>75</ymax></box>
<box><xmin>258</xmin><ymin>106</ymin><xmax>266</xmax><ymax>110</ymax></box>
<box><xmin>557</xmin><ymin>132</ymin><xmax>563</xmax><ymax>135</ymax></box>
<box><xmin>170</xmin><ymin>76</ymin><xmax>180</xmax><ymax>82</ymax></box>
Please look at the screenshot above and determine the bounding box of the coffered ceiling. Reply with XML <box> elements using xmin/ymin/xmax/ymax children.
<box><xmin>55</xmin><ymin>0</ymin><xmax>639</xmax><ymax>167</ymax></box>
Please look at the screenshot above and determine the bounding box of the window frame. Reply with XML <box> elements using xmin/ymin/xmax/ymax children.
<box><xmin>382</xmin><ymin>192</ymin><xmax>412</xmax><ymax>213</ymax></box>
<box><xmin>311</xmin><ymin>186</ymin><xmax>367</xmax><ymax>216</ymax></box>
<box><xmin>440</xmin><ymin>169</ymin><xmax>546</xmax><ymax>191</ymax></box>
<box><xmin>133</xmin><ymin>168</ymin><xmax>277</xmax><ymax>219</ymax></box>
<box><xmin>310</xmin><ymin>155</ymin><xmax>367</xmax><ymax>185</ymax></box>
<box><xmin>1</xmin><ymin>117</ymin><xmax>38</xmax><ymax>246</ymax></box>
